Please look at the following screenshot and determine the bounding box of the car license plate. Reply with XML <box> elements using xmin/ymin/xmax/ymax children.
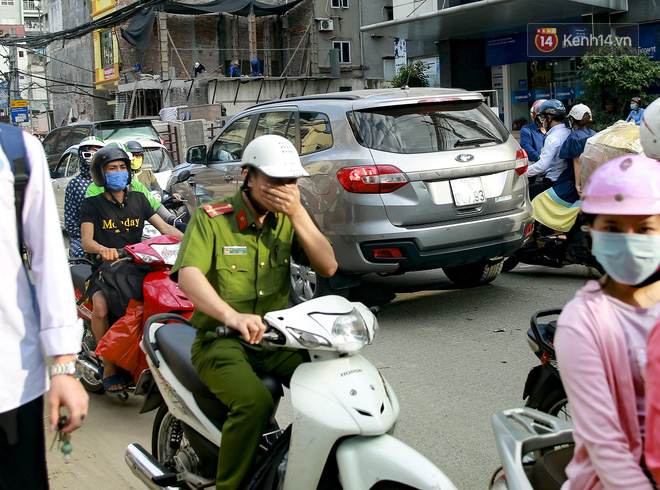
<box><xmin>450</xmin><ymin>177</ymin><xmax>486</xmax><ymax>207</ymax></box>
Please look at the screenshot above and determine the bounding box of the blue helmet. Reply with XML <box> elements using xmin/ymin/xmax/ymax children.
<box><xmin>538</xmin><ymin>99</ymin><xmax>566</xmax><ymax>118</ymax></box>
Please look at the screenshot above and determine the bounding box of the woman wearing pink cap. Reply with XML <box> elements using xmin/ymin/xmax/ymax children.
<box><xmin>554</xmin><ymin>155</ymin><xmax>660</xmax><ymax>489</ymax></box>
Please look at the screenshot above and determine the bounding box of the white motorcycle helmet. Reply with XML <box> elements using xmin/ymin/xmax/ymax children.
<box><xmin>640</xmin><ymin>98</ymin><xmax>660</xmax><ymax>160</ymax></box>
<box><xmin>567</xmin><ymin>103</ymin><xmax>592</xmax><ymax>123</ymax></box>
<box><xmin>241</xmin><ymin>135</ymin><xmax>309</xmax><ymax>178</ymax></box>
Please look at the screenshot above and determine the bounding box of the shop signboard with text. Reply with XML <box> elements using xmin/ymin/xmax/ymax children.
<box><xmin>528</xmin><ymin>23</ymin><xmax>640</xmax><ymax>58</ymax></box>
<box><xmin>511</xmin><ymin>87</ymin><xmax>584</xmax><ymax>104</ymax></box>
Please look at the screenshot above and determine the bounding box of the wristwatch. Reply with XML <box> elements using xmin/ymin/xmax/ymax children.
<box><xmin>49</xmin><ymin>361</ymin><xmax>80</xmax><ymax>379</ymax></box>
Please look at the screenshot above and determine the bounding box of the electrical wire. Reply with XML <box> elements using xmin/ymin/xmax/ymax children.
<box><xmin>0</xmin><ymin>0</ymin><xmax>169</xmax><ymax>49</ymax></box>
<box><xmin>22</xmin><ymin>45</ymin><xmax>96</xmax><ymax>73</ymax></box>
<box><xmin>16</xmin><ymin>68</ymin><xmax>98</xmax><ymax>90</ymax></box>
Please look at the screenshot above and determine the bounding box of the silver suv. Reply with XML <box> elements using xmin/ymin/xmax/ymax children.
<box><xmin>174</xmin><ymin>88</ymin><xmax>534</xmax><ymax>303</ymax></box>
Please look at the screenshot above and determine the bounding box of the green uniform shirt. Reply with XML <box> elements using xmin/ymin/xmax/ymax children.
<box><xmin>171</xmin><ymin>190</ymin><xmax>304</xmax><ymax>332</ymax></box>
<box><xmin>86</xmin><ymin>179</ymin><xmax>161</xmax><ymax>211</ymax></box>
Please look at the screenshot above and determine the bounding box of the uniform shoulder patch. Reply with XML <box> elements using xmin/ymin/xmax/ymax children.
<box><xmin>203</xmin><ymin>202</ymin><xmax>234</xmax><ymax>218</ymax></box>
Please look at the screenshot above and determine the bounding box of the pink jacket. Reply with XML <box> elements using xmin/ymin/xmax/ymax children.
<box><xmin>555</xmin><ymin>281</ymin><xmax>652</xmax><ymax>490</ymax></box>
<box><xmin>645</xmin><ymin>318</ymin><xmax>660</xmax><ymax>482</ymax></box>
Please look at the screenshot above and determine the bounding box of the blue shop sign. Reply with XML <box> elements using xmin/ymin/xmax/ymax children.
<box><xmin>512</xmin><ymin>86</ymin><xmax>585</xmax><ymax>104</ymax></box>
<box><xmin>511</xmin><ymin>90</ymin><xmax>534</xmax><ymax>103</ymax></box>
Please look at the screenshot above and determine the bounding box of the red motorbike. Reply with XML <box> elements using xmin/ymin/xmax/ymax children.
<box><xmin>69</xmin><ymin>235</ymin><xmax>194</xmax><ymax>400</ymax></box>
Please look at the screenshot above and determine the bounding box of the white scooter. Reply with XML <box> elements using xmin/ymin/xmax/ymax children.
<box><xmin>126</xmin><ymin>295</ymin><xmax>457</xmax><ymax>490</ymax></box>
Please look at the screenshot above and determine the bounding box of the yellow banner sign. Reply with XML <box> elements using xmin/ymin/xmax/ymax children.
<box><xmin>10</xmin><ymin>99</ymin><xmax>28</xmax><ymax>107</ymax></box>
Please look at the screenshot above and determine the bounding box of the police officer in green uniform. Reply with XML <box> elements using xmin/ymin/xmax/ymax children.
<box><xmin>171</xmin><ymin>135</ymin><xmax>338</xmax><ymax>489</ymax></box>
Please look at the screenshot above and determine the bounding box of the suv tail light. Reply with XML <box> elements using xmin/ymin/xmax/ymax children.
<box><xmin>515</xmin><ymin>148</ymin><xmax>528</xmax><ymax>176</ymax></box>
<box><xmin>160</xmin><ymin>137</ymin><xmax>166</xmax><ymax>146</ymax></box>
<box><xmin>337</xmin><ymin>165</ymin><xmax>409</xmax><ymax>193</ymax></box>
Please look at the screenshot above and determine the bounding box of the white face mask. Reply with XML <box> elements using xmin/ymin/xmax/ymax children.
<box><xmin>590</xmin><ymin>230</ymin><xmax>660</xmax><ymax>286</ymax></box>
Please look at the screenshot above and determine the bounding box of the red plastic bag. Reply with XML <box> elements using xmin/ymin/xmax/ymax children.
<box><xmin>95</xmin><ymin>299</ymin><xmax>144</xmax><ymax>374</ymax></box>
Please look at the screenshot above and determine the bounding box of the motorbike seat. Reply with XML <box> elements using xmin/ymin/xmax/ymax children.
<box><xmin>154</xmin><ymin>323</ymin><xmax>284</xmax><ymax>430</ymax></box>
<box><xmin>70</xmin><ymin>264</ymin><xmax>93</xmax><ymax>294</ymax></box>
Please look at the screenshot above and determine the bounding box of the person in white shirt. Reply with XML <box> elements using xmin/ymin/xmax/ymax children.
<box><xmin>0</xmin><ymin>127</ymin><xmax>88</xmax><ymax>489</ymax></box>
<box><xmin>526</xmin><ymin>99</ymin><xmax>571</xmax><ymax>200</ymax></box>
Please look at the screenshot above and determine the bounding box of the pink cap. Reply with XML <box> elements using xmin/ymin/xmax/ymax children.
<box><xmin>580</xmin><ymin>155</ymin><xmax>660</xmax><ymax>215</ymax></box>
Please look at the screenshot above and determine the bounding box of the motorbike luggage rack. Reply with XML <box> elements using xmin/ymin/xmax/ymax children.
<box><xmin>491</xmin><ymin>407</ymin><xmax>573</xmax><ymax>490</ymax></box>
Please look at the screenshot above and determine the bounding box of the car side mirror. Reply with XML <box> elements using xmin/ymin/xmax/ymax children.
<box><xmin>186</xmin><ymin>145</ymin><xmax>207</xmax><ymax>164</ymax></box>
<box><xmin>177</xmin><ymin>170</ymin><xmax>191</xmax><ymax>183</ymax></box>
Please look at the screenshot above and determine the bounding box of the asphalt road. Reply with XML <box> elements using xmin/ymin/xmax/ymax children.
<box><xmin>45</xmin><ymin>263</ymin><xmax>593</xmax><ymax>489</ymax></box>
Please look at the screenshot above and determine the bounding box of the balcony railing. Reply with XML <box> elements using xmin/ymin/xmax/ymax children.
<box><xmin>24</xmin><ymin>20</ymin><xmax>42</xmax><ymax>31</ymax></box>
<box><xmin>23</xmin><ymin>1</ymin><xmax>39</xmax><ymax>12</ymax></box>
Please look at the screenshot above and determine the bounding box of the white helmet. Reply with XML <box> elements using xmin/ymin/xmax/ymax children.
<box><xmin>567</xmin><ymin>103</ymin><xmax>591</xmax><ymax>122</ymax></box>
<box><xmin>242</xmin><ymin>135</ymin><xmax>309</xmax><ymax>178</ymax></box>
<box><xmin>640</xmin><ymin>98</ymin><xmax>660</xmax><ymax>160</ymax></box>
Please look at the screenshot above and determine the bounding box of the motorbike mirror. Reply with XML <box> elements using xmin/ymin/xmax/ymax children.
<box><xmin>186</xmin><ymin>145</ymin><xmax>206</xmax><ymax>164</ymax></box>
<box><xmin>177</xmin><ymin>170</ymin><xmax>191</xmax><ymax>183</ymax></box>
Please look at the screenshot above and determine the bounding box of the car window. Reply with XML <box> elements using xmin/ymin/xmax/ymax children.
<box><xmin>53</xmin><ymin>128</ymin><xmax>74</xmax><ymax>153</ymax></box>
<box><xmin>52</xmin><ymin>152</ymin><xmax>70</xmax><ymax>178</ymax></box>
<box><xmin>65</xmin><ymin>154</ymin><xmax>80</xmax><ymax>177</ymax></box>
<box><xmin>42</xmin><ymin>129</ymin><xmax>60</xmax><ymax>155</ymax></box>
<box><xmin>70</xmin><ymin>126</ymin><xmax>91</xmax><ymax>146</ymax></box>
<box><xmin>210</xmin><ymin>115</ymin><xmax>253</xmax><ymax>162</ymax></box>
<box><xmin>97</xmin><ymin>123</ymin><xmax>160</xmax><ymax>142</ymax></box>
<box><xmin>299</xmin><ymin>112</ymin><xmax>333</xmax><ymax>155</ymax></box>
<box><xmin>254</xmin><ymin>112</ymin><xmax>295</xmax><ymax>146</ymax></box>
<box><xmin>142</xmin><ymin>147</ymin><xmax>174</xmax><ymax>173</ymax></box>
<box><xmin>351</xmin><ymin>101</ymin><xmax>507</xmax><ymax>154</ymax></box>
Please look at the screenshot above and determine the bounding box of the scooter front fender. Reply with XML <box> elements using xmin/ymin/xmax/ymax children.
<box><xmin>336</xmin><ymin>434</ymin><xmax>457</xmax><ymax>490</ymax></box>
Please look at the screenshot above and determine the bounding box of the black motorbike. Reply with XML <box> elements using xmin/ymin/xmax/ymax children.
<box><xmin>503</xmin><ymin>215</ymin><xmax>603</xmax><ymax>273</ymax></box>
<box><xmin>522</xmin><ymin>309</ymin><xmax>569</xmax><ymax>419</ymax></box>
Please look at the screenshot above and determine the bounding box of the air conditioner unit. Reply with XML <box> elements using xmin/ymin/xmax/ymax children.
<box><xmin>317</xmin><ymin>19</ymin><xmax>334</xmax><ymax>32</ymax></box>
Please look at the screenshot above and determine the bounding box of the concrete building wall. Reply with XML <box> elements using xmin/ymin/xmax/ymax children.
<box><xmin>46</xmin><ymin>0</ymin><xmax>106</xmax><ymax>125</ymax></box>
<box><xmin>360</xmin><ymin>0</ymin><xmax>396</xmax><ymax>81</ymax></box>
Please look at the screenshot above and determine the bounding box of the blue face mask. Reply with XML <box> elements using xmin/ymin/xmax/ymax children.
<box><xmin>105</xmin><ymin>171</ymin><xmax>129</xmax><ymax>191</ymax></box>
<box><xmin>631</xmin><ymin>104</ymin><xmax>638</xmax><ymax>110</ymax></box>
<box><xmin>590</xmin><ymin>230</ymin><xmax>660</xmax><ymax>286</ymax></box>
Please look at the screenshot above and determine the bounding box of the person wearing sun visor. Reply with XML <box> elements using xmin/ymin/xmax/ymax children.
<box><xmin>64</xmin><ymin>136</ymin><xmax>105</xmax><ymax>257</ymax></box>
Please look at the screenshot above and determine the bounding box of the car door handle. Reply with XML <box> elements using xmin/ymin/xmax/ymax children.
<box><xmin>223</xmin><ymin>175</ymin><xmax>233</xmax><ymax>182</ymax></box>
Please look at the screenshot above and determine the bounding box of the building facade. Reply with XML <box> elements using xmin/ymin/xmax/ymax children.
<box><xmin>360</xmin><ymin>0</ymin><xmax>660</xmax><ymax>131</ymax></box>
<box><xmin>0</xmin><ymin>0</ymin><xmax>48</xmax><ymax>130</ymax></box>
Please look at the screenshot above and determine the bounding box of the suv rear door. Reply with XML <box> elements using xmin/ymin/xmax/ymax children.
<box><xmin>349</xmin><ymin>98</ymin><xmax>526</xmax><ymax>227</ymax></box>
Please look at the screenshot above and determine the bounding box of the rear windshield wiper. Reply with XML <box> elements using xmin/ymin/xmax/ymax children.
<box><xmin>454</xmin><ymin>137</ymin><xmax>497</xmax><ymax>148</ymax></box>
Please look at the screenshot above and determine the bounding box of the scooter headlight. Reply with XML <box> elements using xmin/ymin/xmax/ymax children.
<box><xmin>286</xmin><ymin>327</ymin><xmax>331</xmax><ymax>348</ymax></box>
<box><xmin>331</xmin><ymin>308</ymin><xmax>369</xmax><ymax>354</ymax></box>
<box><xmin>138</xmin><ymin>243</ymin><xmax>181</xmax><ymax>265</ymax></box>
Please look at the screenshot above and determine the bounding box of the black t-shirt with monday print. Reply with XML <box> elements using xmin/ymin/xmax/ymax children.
<box><xmin>80</xmin><ymin>191</ymin><xmax>156</xmax><ymax>250</ymax></box>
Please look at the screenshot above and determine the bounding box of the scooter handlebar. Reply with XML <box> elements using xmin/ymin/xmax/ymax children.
<box><xmin>215</xmin><ymin>324</ymin><xmax>282</xmax><ymax>343</ymax></box>
<box><xmin>215</xmin><ymin>326</ymin><xmax>242</xmax><ymax>338</ymax></box>
<box><xmin>94</xmin><ymin>248</ymin><xmax>131</xmax><ymax>262</ymax></box>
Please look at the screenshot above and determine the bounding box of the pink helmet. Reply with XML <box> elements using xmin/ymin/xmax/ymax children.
<box><xmin>581</xmin><ymin>155</ymin><xmax>660</xmax><ymax>215</ymax></box>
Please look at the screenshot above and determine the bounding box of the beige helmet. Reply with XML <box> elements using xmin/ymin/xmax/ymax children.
<box><xmin>242</xmin><ymin>135</ymin><xmax>310</xmax><ymax>178</ymax></box>
<box><xmin>568</xmin><ymin>103</ymin><xmax>592</xmax><ymax>122</ymax></box>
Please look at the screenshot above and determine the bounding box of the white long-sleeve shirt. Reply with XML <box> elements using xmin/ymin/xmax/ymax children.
<box><xmin>526</xmin><ymin>123</ymin><xmax>571</xmax><ymax>182</ymax></box>
<box><xmin>0</xmin><ymin>130</ymin><xmax>82</xmax><ymax>413</ymax></box>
